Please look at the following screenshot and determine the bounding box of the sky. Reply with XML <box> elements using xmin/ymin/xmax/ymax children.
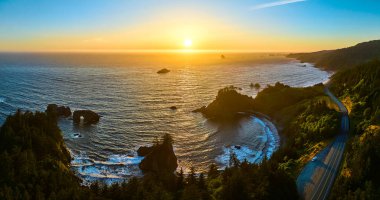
<box><xmin>1</xmin><ymin>0</ymin><xmax>380</xmax><ymax>52</ymax></box>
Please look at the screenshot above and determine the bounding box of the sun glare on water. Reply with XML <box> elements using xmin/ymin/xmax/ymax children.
<box><xmin>183</xmin><ymin>39</ymin><xmax>193</xmax><ymax>48</ymax></box>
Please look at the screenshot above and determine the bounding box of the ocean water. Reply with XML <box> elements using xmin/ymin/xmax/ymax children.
<box><xmin>0</xmin><ymin>52</ymin><xmax>330</xmax><ymax>184</ymax></box>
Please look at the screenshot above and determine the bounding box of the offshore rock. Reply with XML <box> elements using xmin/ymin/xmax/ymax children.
<box><xmin>194</xmin><ymin>86</ymin><xmax>255</xmax><ymax>120</ymax></box>
<box><xmin>139</xmin><ymin>134</ymin><xmax>178</xmax><ymax>174</ymax></box>
<box><xmin>137</xmin><ymin>146</ymin><xmax>155</xmax><ymax>157</ymax></box>
<box><xmin>46</xmin><ymin>104</ymin><xmax>71</xmax><ymax>117</ymax></box>
<box><xmin>157</xmin><ymin>68</ymin><xmax>170</xmax><ymax>74</ymax></box>
<box><xmin>73</xmin><ymin>110</ymin><xmax>100</xmax><ymax>124</ymax></box>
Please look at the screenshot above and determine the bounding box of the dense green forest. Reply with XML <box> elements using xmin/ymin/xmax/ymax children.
<box><xmin>0</xmin><ymin>110</ymin><xmax>90</xmax><ymax>199</ymax></box>
<box><xmin>288</xmin><ymin>40</ymin><xmax>380</xmax><ymax>70</ymax></box>
<box><xmin>329</xmin><ymin>60</ymin><xmax>380</xmax><ymax>199</ymax></box>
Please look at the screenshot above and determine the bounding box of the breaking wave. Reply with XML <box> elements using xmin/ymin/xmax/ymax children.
<box><xmin>70</xmin><ymin>151</ymin><xmax>144</xmax><ymax>185</ymax></box>
<box><xmin>216</xmin><ymin>116</ymin><xmax>280</xmax><ymax>168</ymax></box>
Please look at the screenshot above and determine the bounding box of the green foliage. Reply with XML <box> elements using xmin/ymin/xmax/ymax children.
<box><xmin>248</xmin><ymin>82</ymin><xmax>339</xmax><ymax>177</ymax></box>
<box><xmin>330</xmin><ymin>60</ymin><xmax>380</xmax><ymax>132</ymax></box>
<box><xmin>272</xmin><ymin>98</ymin><xmax>339</xmax><ymax>176</ymax></box>
<box><xmin>253</xmin><ymin>82</ymin><xmax>325</xmax><ymax>116</ymax></box>
<box><xmin>0</xmin><ymin>110</ymin><xmax>90</xmax><ymax>200</ymax></box>
<box><xmin>330</xmin><ymin>127</ymin><xmax>380</xmax><ymax>199</ymax></box>
<box><xmin>328</xmin><ymin>60</ymin><xmax>380</xmax><ymax>199</ymax></box>
<box><xmin>215</xmin><ymin>160</ymin><xmax>298</xmax><ymax>200</ymax></box>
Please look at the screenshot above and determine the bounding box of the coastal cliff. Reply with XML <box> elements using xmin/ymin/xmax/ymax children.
<box><xmin>288</xmin><ymin>40</ymin><xmax>380</xmax><ymax>70</ymax></box>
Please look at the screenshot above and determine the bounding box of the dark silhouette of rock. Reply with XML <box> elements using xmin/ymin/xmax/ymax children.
<box><xmin>73</xmin><ymin>110</ymin><xmax>100</xmax><ymax>124</ymax></box>
<box><xmin>46</xmin><ymin>104</ymin><xmax>71</xmax><ymax>117</ymax></box>
<box><xmin>139</xmin><ymin>134</ymin><xmax>178</xmax><ymax>174</ymax></box>
<box><xmin>157</xmin><ymin>68</ymin><xmax>170</xmax><ymax>74</ymax></box>
<box><xmin>250</xmin><ymin>83</ymin><xmax>261</xmax><ymax>90</ymax></box>
<box><xmin>137</xmin><ymin>146</ymin><xmax>155</xmax><ymax>157</ymax></box>
<box><xmin>170</xmin><ymin>106</ymin><xmax>177</xmax><ymax>110</ymax></box>
<box><xmin>194</xmin><ymin>86</ymin><xmax>255</xmax><ymax>119</ymax></box>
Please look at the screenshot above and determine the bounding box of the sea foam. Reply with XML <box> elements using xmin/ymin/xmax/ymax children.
<box><xmin>215</xmin><ymin>116</ymin><xmax>280</xmax><ymax>168</ymax></box>
<box><xmin>70</xmin><ymin>151</ymin><xmax>144</xmax><ymax>185</ymax></box>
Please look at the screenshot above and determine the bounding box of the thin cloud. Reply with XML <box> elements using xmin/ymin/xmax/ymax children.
<box><xmin>250</xmin><ymin>0</ymin><xmax>307</xmax><ymax>10</ymax></box>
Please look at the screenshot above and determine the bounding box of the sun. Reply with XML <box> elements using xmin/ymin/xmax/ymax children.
<box><xmin>183</xmin><ymin>39</ymin><xmax>192</xmax><ymax>48</ymax></box>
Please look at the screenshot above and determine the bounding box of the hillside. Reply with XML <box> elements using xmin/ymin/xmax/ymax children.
<box><xmin>330</xmin><ymin>60</ymin><xmax>380</xmax><ymax>128</ymax></box>
<box><xmin>329</xmin><ymin>60</ymin><xmax>380</xmax><ymax>199</ymax></box>
<box><xmin>288</xmin><ymin>40</ymin><xmax>380</xmax><ymax>70</ymax></box>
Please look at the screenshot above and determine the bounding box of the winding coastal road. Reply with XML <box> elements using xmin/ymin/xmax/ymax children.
<box><xmin>296</xmin><ymin>88</ymin><xmax>349</xmax><ymax>200</ymax></box>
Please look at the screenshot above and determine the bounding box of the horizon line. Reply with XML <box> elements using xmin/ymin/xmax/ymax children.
<box><xmin>0</xmin><ymin>48</ymin><xmax>312</xmax><ymax>54</ymax></box>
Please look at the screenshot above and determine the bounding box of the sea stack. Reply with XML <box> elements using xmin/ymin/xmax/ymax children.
<box><xmin>157</xmin><ymin>68</ymin><xmax>170</xmax><ymax>74</ymax></box>
<box><xmin>139</xmin><ymin>134</ymin><xmax>178</xmax><ymax>174</ymax></box>
<box><xmin>73</xmin><ymin>110</ymin><xmax>100</xmax><ymax>124</ymax></box>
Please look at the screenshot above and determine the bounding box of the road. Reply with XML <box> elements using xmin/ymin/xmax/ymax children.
<box><xmin>296</xmin><ymin>88</ymin><xmax>349</xmax><ymax>200</ymax></box>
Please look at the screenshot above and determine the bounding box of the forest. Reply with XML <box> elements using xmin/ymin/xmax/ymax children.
<box><xmin>329</xmin><ymin>60</ymin><xmax>380</xmax><ymax>199</ymax></box>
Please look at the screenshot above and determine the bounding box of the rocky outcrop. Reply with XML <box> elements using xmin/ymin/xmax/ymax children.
<box><xmin>46</xmin><ymin>104</ymin><xmax>71</xmax><ymax>117</ymax></box>
<box><xmin>137</xmin><ymin>146</ymin><xmax>155</xmax><ymax>157</ymax></box>
<box><xmin>250</xmin><ymin>83</ymin><xmax>261</xmax><ymax>90</ymax></box>
<box><xmin>157</xmin><ymin>68</ymin><xmax>170</xmax><ymax>74</ymax></box>
<box><xmin>194</xmin><ymin>86</ymin><xmax>255</xmax><ymax>120</ymax></box>
<box><xmin>73</xmin><ymin>110</ymin><xmax>100</xmax><ymax>124</ymax></box>
<box><xmin>139</xmin><ymin>134</ymin><xmax>178</xmax><ymax>174</ymax></box>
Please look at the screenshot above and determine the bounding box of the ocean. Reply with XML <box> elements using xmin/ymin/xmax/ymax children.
<box><xmin>0</xmin><ymin>52</ymin><xmax>330</xmax><ymax>184</ymax></box>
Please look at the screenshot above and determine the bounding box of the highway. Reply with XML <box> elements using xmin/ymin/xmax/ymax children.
<box><xmin>296</xmin><ymin>88</ymin><xmax>349</xmax><ymax>200</ymax></box>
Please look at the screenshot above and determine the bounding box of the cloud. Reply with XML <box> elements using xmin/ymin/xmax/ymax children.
<box><xmin>250</xmin><ymin>0</ymin><xmax>306</xmax><ymax>10</ymax></box>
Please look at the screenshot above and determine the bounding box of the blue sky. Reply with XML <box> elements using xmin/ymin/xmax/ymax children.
<box><xmin>1</xmin><ymin>0</ymin><xmax>380</xmax><ymax>52</ymax></box>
